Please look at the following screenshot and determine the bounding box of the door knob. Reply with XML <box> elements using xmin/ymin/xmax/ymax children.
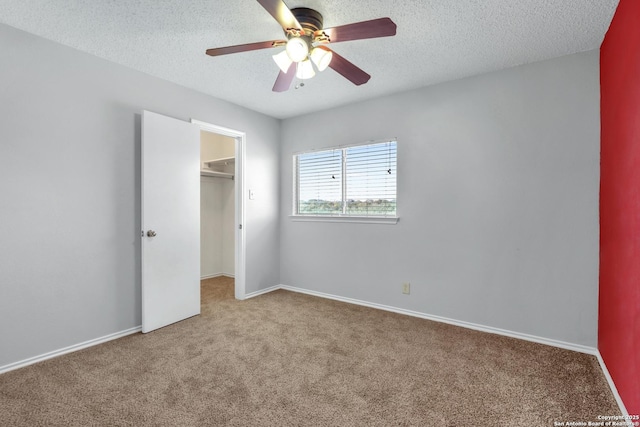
<box><xmin>146</xmin><ymin>230</ymin><xmax>157</xmax><ymax>237</ymax></box>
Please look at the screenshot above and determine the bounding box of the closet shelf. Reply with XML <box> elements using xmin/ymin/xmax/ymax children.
<box><xmin>201</xmin><ymin>156</ymin><xmax>234</xmax><ymax>179</ymax></box>
<box><xmin>204</xmin><ymin>157</ymin><xmax>235</xmax><ymax>169</ymax></box>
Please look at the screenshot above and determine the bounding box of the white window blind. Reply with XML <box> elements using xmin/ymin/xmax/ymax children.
<box><xmin>294</xmin><ymin>140</ymin><xmax>397</xmax><ymax>217</ymax></box>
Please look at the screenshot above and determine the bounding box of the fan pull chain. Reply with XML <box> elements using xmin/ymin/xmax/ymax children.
<box><xmin>294</xmin><ymin>63</ymin><xmax>304</xmax><ymax>89</ymax></box>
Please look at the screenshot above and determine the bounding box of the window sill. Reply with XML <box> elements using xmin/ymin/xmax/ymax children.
<box><xmin>289</xmin><ymin>215</ymin><xmax>399</xmax><ymax>225</ymax></box>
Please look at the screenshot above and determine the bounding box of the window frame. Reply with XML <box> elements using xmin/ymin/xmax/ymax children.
<box><xmin>291</xmin><ymin>139</ymin><xmax>399</xmax><ymax>224</ymax></box>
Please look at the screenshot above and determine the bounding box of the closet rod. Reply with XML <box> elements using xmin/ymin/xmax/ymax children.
<box><xmin>200</xmin><ymin>170</ymin><xmax>234</xmax><ymax>180</ymax></box>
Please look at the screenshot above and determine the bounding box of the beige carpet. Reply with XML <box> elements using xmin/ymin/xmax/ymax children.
<box><xmin>1</xmin><ymin>276</ymin><xmax>620</xmax><ymax>426</ymax></box>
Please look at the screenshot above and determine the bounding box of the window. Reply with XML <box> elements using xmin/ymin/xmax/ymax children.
<box><xmin>294</xmin><ymin>140</ymin><xmax>397</xmax><ymax>219</ymax></box>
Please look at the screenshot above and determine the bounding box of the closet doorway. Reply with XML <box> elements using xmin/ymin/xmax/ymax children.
<box><xmin>200</xmin><ymin>131</ymin><xmax>235</xmax><ymax>288</ymax></box>
<box><xmin>193</xmin><ymin>119</ymin><xmax>246</xmax><ymax>300</ymax></box>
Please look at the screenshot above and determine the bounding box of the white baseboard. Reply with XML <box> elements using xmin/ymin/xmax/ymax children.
<box><xmin>277</xmin><ymin>284</ymin><xmax>598</xmax><ymax>355</ymax></box>
<box><xmin>243</xmin><ymin>285</ymin><xmax>281</xmax><ymax>300</ymax></box>
<box><xmin>0</xmin><ymin>326</ymin><xmax>141</xmax><ymax>375</ymax></box>
<box><xmin>201</xmin><ymin>273</ymin><xmax>235</xmax><ymax>280</ymax></box>
<box><xmin>595</xmin><ymin>351</ymin><xmax>630</xmax><ymax>417</ymax></box>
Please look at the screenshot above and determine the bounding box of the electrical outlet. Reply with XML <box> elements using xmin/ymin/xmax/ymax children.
<box><xmin>402</xmin><ymin>282</ymin><xmax>410</xmax><ymax>295</ymax></box>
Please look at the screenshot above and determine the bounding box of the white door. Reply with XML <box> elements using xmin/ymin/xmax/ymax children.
<box><xmin>141</xmin><ymin>110</ymin><xmax>200</xmax><ymax>333</ymax></box>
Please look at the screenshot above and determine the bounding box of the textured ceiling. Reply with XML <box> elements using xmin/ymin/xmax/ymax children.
<box><xmin>0</xmin><ymin>0</ymin><xmax>618</xmax><ymax>119</ymax></box>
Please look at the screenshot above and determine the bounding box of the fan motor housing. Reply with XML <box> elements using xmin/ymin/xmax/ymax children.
<box><xmin>290</xmin><ymin>7</ymin><xmax>324</xmax><ymax>33</ymax></box>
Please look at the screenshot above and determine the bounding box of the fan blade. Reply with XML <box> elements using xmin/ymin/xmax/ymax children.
<box><xmin>273</xmin><ymin>62</ymin><xmax>296</xmax><ymax>92</ymax></box>
<box><xmin>328</xmin><ymin>50</ymin><xmax>371</xmax><ymax>86</ymax></box>
<box><xmin>317</xmin><ymin>18</ymin><xmax>396</xmax><ymax>43</ymax></box>
<box><xmin>206</xmin><ymin>40</ymin><xmax>285</xmax><ymax>57</ymax></box>
<box><xmin>257</xmin><ymin>0</ymin><xmax>302</xmax><ymax>31</ymax></box>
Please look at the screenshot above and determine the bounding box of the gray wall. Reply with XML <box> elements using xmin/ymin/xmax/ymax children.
<box><xmin>280</xmin><ymin>50</ymin><xmax>601</xmax><ymax>347</ymax></box>
<box><xmin>0</xmin><ymin>24</ymin><xmax>280</xmax><ymax>368</ymax></box>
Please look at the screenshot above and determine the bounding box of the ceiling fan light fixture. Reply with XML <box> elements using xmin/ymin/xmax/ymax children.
<box><xmin>296</xmin><ymin>59</ymin><xmax>316</xmax><ymax>80</ymax></box>
<box><xmin>286</xmin><ymin>37</ymin><xmax>309</xmax><ymax>62</ymax></box>
<box><xmin>205</xmin><ymin>3</ymin><xmax>397</xmax><ymax>93</ymax></box>
<box><xmin>310</xmin><ymin>46</ymin><xmax>333</xmax><ymax>72</ymax></box>
<box><xmin>272</xmin><ymin>49</ymin><xmax>293</xmax><ymax>73</ymax></box>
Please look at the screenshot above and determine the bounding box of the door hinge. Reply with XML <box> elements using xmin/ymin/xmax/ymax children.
<box><xmin>239</xmin><ymin>224</ymin><xmax>242</xmax><ymax>230</ymax></box>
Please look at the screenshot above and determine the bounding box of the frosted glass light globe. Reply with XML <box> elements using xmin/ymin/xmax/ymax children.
<box><xmin>310</xmin><ymin>46</ymin><xmax>333</xmax><ymax>71</ymax></box>
<box><xmin>272</xmin><ymin>50</ymin><xmax>293</xmax><ymax>73</ymax></box>
<box><xmin>286</xmin><ymin>37</ymin><xmax>309</xmax><ymax>62</ymax></box>
<box><xmin>296</xmin><ymin>59</ymin><xmax>316</xmax><ymax>80</ymax></box>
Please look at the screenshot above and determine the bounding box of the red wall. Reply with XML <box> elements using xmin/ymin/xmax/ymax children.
<box><xmin>600</xmin><ymin>0</ymin><xmax>640</xmax><ymax>416</ymax></box>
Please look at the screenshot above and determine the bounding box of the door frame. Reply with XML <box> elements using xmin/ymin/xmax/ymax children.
<box><xmin>192</xmin><ymin>119</ymin><xmax>246</xmax><ymax>300</ymax></box>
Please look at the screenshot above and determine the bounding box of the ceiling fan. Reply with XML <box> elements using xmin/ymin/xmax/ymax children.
<box><xmin>205</xmin><ymin>0</ymin><xmax>397</xmax><ymax>92</ymax></box>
